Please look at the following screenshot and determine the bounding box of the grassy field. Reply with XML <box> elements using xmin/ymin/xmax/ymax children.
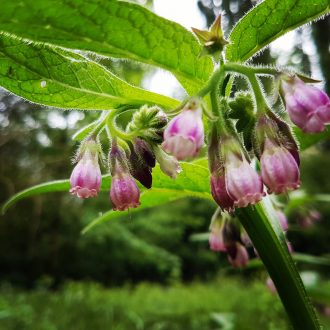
<box><xmin>0</xmin><ymin>278</ymin><xmax>290</xmax><ymax>330</ymax></box>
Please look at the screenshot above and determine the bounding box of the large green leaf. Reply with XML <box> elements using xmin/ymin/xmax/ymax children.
<box><xmin>2</xmin><ymin>162</ymin><xmax>212</xmax><ymax>214</ymax></box>
<box><xmin>236</xmin><ymin>199</ymin><xmax>321</xmax><ymax>330</ymax></box>
<box><xmin>82</xmin><ymin>189</ymin><xmax>192</xmax><ymax>234</ymax></box>
<box><xmin>226</xmin><ymin>0</ymin><xmax>330</xmax><ymax>62</ymax></box>
<box><xmin>0</xmin><ymin>33</ymin><xmax>178</xmax><ymax>110</ymax></box>
<box><xmin>0</xmin><ymin>0</ymin><xmax>214</xmax><ymax>94</ymax></box>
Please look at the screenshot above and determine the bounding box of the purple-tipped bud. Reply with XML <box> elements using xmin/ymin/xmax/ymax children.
<box><xmin>224</xmin><ymin>147</ymin><xmax>265</xmax><ymax>208</ymax></box>
<box><xmin>276</xmin><ymin>210</ymin><xmax>289</xmax><ymax>231</ymax></box>
<box><xmin>162</xmin><ymin>100</ymin><xmax>204</xmax><ymax>160</ymax></box>
<box><xmin>227</xmin><ymin>243</ymin><xmax>249</xmax><ymax>268</ymax></box>
<box><xmin>281</xmin><ymin>76</ymin><xmax>330</xmax><ymax>133</ymax></box>
<box><xmin>260</xmin><ymin>138</ymin><xmax>300</xmax><ymax>194</ymax></box>
<box><xmin>70</xmin><ymin>140</ymin><xmax>102</xmax><ymax>199</ymax></box>
<box><xmin>109</xmin><ymin>144</ymin><xmax>140</xmax><ymax>211</ymax></box>
<box><xmin>210</xmin><ymin>170</ymin><xmax>235</xmax><ymax>212</ymax></box>
<box><xmin>154</xmin><ymin>147</ymin><xmax>182</xmax><ymax>179</ymax></box>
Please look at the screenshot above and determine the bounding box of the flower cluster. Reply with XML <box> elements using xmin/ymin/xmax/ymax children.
<box><xmin>209</xmin><ymin>208</ymin><xmax>293</xmax><ymax>268</ymax></box>
<box><xmin>69</xmin><ymin>66</ymin><xmax>330</xmax><ymax>215</ymax></box>
<box><xmin>69</xmin><ymin>101</ymin><xmax>203</xmax><ymax>211</ymax></box>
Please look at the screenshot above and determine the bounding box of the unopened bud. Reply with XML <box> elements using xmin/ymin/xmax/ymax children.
<box><xmin>281</xmin><ymin>75</ymin><xmax>330</xmax><ymax>133</ymax></box>
<box><xmin>154</xmin><ymin>146</ymin><xmax>182</xmax><ymax>179</ymax></box>
<box><xmin>109</xmin><ymin>142</ymin><xmax>140</xmax><ymax>211</ymax></box>
<box><xmin>70</xmin><ymin>139</ymin><xmax>102</xmax><ymax>199</ymax></box>
<box><xmin>162</xmin><ymin>99</ymin><xmax>204</xmax><ymax>160</ymax></box>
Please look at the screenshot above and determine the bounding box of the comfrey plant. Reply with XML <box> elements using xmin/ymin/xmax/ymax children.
<box><xmin>0</xmin><ymin>1</ymin><xmax>329</xmax><ymax>329</ymax></box>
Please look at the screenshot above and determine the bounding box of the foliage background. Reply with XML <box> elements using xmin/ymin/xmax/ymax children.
<box><xmin>0</xmin><ymin>0</ymin><xmax>329</xmax><ymax>329</ymax></box>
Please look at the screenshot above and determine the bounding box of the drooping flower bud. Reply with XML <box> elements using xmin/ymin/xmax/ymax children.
<box><xmin>297</xmin><ymin>209</ymin><xmax>321</xmax><ymax>228</ymax></box>
<box><xmin>226</xmin><ymin>243</ymin><xmax>249</xmax><ymax>268</ymax></box>
<box><xmin>276</xmin><ymin>210</ymin><xmax>289</xmax><ymax>231</ymax></box>
<box><xmin>109</xmin><ymin>143</ymin><xmax>140</xmax><ymax>211</ymax></box>
<box><xmin>260</xmin><ymin>138</ymin><xmax>300</xmax><ymax>194</ymax></box>
<box><xmin>128</xmin><ymin>138</ymin><xmax>155</xmax><ymax>189</ymax></box>
<box><xmin>281</xmin><ymin>76</ymin><xmax>330</xmax><ymax>133</ymax></box>
<box><xmin>70</xmin><ymin>139</ymin><xmax>102</xmax><ymax>199</ymax></box>
<box><xmin>210</xmin><ymin>169</ymin><xmax>235</xmax><ymax>212</ymax></box>
<box><xmin>209</xmin><ymin>210</ymin><xmax>238</xmax><ymax>252</ymax></box>
<box><xmin>162</xmin><ymin>99</ymin><xmax>204</xmax><ymax>160</ymax></box>
<box><xmin>255</xmin><ymin>115</ymin><xmax>300</xmax><ymax>195</ymax></box>
<box><xmin>154</xmin><ymin>146</ymin><xmax>181</xmax><ymax>179</ymax></box>
<box><xmin>266</xmin><ymin>277</ymin><xmax>277</xmax><ymax>294</ymax></box>
<box><xmin>209</xmin><ymin>220</ymin><xmax>226</xmax><ymax>252</ymax></box>
<box><xmin>223</xmin><ymin>138</ymin><xmax>265</xmax><ymax>208</ymax></box>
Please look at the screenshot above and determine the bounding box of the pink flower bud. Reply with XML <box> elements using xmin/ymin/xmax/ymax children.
<box><xmin>154</xmin><ymin>147</ymin><xmax>182</xmax><ymax>179</ymax></box>
<box><xmin>209</xmin><ymin>226</ymin><xmax>226</xmax><ymax>252</ymax></box>
<box><xmin>276</xmin><ymin>210</ymin><xmax>289</xmax><ymax>231</ymax></box>
<box><xmin>260</xmin><ymin>139</ymin><xmax>300</xmax><ymax>194</ymax></box>
<box><xmin>109</xmin><ymin>144</ymin><xmax>140</xmax><ymax>211</ymax></box>
<box><xmin>210</xmin><ymin>171</ymin><xmax>234</xmax><ymax>212</ymax></box>
<box><xmin>227</xmin><ymin>243</ymin><xmax>249</xmax><ymax>268</ymax></box>
<box><xmin>282</xmin><ymin>76</ymin><xmax>330</xmax><ymax>133</ymax></box>
<box><xmin>162</xmin><ymin>103</ymin><xmax>204</xmax><ymax>160</ymax></box>
<box><xmin>225</xmin><ymin>149</ymin><xmax>264</xmax><ymax>208</ymax></box>
<box><xmin>266</xmin><ymin>277</ymin><xmax>277</xmax><ymax>294</ymax></box>
<box><xmin>297</xmin><ymin>209</ymin><xmax>321</xmax><ymax>228</ymax></box>
<box><xmin>110</xmin><ymin>172</ymin><xmax>140</xmax><ymax>211</ymax></box>
<box><xmin>70</xmin><ymin>142</ymin><xmax>101</xmax><ymax>199</ymax></box>
<box><xmin>208</xmin><ymin>209</ymin><xmax>227</xmax><ymax>252</ymax></box>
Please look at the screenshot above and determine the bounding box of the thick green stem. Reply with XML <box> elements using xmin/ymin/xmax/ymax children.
<box><xmin>236</xmin><ymin>201</ymin><xmax>321</xmax><ymax>330</ymax></box>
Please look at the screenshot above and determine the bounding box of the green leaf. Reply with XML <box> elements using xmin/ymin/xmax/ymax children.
<box><xmin>0</xmin><ymin>0</ymin><xmax>214</xmax><ymax>94</ymax></box>
<box><xmin>0</xmin><ymin>33</ymin><xmax>179</xmax><ymax>110</ymax></box>
<box><xmin>81</xmin><ymin>189</ymin><xmax>190</xmax><ymax>234</ymax></box>
<box><xmin>72</xmin><ymin>121</ymin><xmax>100</xmax><ymax>141</ymax></box>
<box><xmin>2</xmin><ymin>162</ymin><xmax>212</xmax><ymax>215</ymax></box>
<box><xmin>1</xmin><ymin>179</ymin><xmax>70</xmax><ymax>214</ymax></box>
<box><xmin>236</xmin><ymin>198</ymin><xmax>321</xmax><ymax>330</ymax></box>
<box><xmin>226</xmin><ymin>0</ymin><xmax>330</xmax><ymax>62</ymax></box>
<box><xmin>294</xmin><ymin>127</ymin><xmax>330</xmax><ymax>150</ymax></box>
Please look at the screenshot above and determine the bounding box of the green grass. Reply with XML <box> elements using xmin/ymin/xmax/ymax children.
<box><xmin>0</xmin><ymin>278</ymin><xmax>289</xmax><ymax>330</ymax></box>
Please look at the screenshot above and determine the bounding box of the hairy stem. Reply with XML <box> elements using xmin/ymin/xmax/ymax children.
<box><xmin>236</xmin><ymin>201</ymin><xmax>321</xmax><ymax>330</ymax></box>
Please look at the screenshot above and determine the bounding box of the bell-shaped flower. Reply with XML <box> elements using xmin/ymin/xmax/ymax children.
<box><xmin>260</xmin><ymin>138</ymin><xmax>300</xmax><ymax>194</ymax></box>
<box><xmin>162</xmin><ymin>100</ymin><xmax>204</xmax><ymax>160</ymax></box>
<box><xmin>209</xmin><ymin>217</ymin><xmax>226</xmax><ymax>252</ymax></box>
<box><xmin>281</xmin><ymin>76</ymin><xmax>330</xmax><ymax>133</ymax></box>
<box><xmin>110</xmin><ymin>172</ymin><xmax>140</xmax><ymax>211</ymax></box>
<box><xmin>210</xmin><ymin>168</ymin><xmax>235</xmax><ymax>212</ymax></box>
<box><xmin>70</xmin><ymin>140</ymin><xmax>102</xmax><ymax>199</ymax></box>
<box><xmin>224</xmin><ymin>146</ymin><xmax>265</xmax><ymax>208</ymax></box>
<box><xmin>226</xmin><ymin>243</ymin><xmax>249</xmax><ymax>268</ymax></box>
<box><xmin>109</xmin><ymin>144</ymin><xmax>140</xmax><ymax>211</ymax></box>
<box><xmin>276</xmin><ymin>210</ymin><xmax>289</xmax><ymax>231</ymax></box>
<box><xmin>154</xmin><ymin>146</ymin><xmax>181</xmax><ymax>179</ymax></box>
